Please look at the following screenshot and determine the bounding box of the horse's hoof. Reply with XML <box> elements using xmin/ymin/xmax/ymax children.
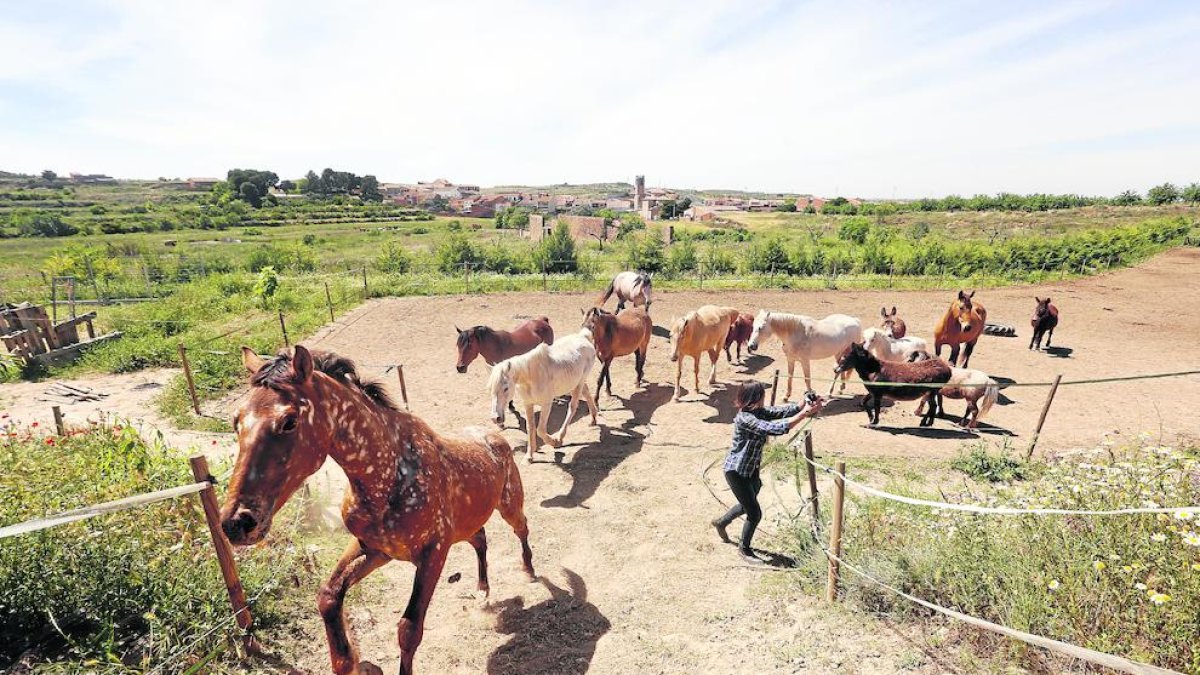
<box><xmin>358</xmin><ymin>662</ymin><xmax>385</xmax><ymax>675</ymax></box>
<box><xmin>547</xmin><ymin>438</ymin><xmax>563</xmax><ymax>448</ymax></box>
<box><xmin>525</xmin><ymin>455</ymin><xmax>535</xmax><ymax>464</ymax></box>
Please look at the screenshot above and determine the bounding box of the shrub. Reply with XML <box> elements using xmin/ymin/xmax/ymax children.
<box><xmin>665</xmin><ymin>240</ymin><xmax>698</xmax><ymax>275</ymax></box>
<box><xmin>532</xmin><ymin>224</ymin><xmax>578</xmax><ymax>273</ymax></box>
<box><xmin>623</xmin><ymin>230</ymin><xmax>665</xmax><ymax>273</ymax></box>
<box><xmin>375</xmin><ymin>241</ymin><xmax>412</xmax><ymax>273</ymax></box>
<box><xmin>253</xmin><ymin>265</ymin><xmax>280</xmax><ymax>305</ymax></box>
<box><xmin>745</xmin><ymin>237</ymin><xmax>792</xmax><ymax>274</ymax></box>
<box><xmin>435</xmin><ymin>233</ymin><xmax>482</xmax><ymax>273</ymax></box>
<box><xmin>245</xmin><ymin>245</ymin><xmax>316</xmax><ymax>272</ymax></box>
<box><xmin>950</xmin><ymin>441</ymin><xmax>1029</xmax><ymax>483</ymax></box>
<box><xmin>837</xmin><ymin>216</ymin><xmax>871</xmax><ymax>244</ymax></box>
<box><xmin>701</xmin><ymin>244</ymin><xmax>737</xmax><ymax>275</ymax></box>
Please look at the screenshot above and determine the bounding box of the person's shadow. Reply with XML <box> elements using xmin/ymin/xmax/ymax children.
<box><xmin>486</xmin><ymin>569</ymin><xmax>610</xmax><ymax>675</ymax></box>
<box><xmin>540</xmin><ymin>383</ymin><xmax>672</xmax><ymax>508</ymax></box>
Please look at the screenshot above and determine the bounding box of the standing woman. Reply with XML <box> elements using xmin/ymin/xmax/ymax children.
<box><xmin>713</xmin><ymin>382</ymin><xmax>824</xmax><ymax>564</ymax></box>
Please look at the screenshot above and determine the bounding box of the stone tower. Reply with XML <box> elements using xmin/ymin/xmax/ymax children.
<box><xmin>634</xmin><ymin>175</ymin><xmax>645</xmax><ymax>211</ymax></box>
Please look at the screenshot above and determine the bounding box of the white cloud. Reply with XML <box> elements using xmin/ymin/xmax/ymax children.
<box><xmin>2</xmin><ymin>0</ymin><xmax>1198</xmax><ymax>196</ymax></box>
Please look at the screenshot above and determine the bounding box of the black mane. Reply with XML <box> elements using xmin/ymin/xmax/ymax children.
<box><xmin>251</xmin><ymin>349</ymin><xmax>399</xmax><ymax>412</ymax></box>
<box><xmin>456</xmin><ymin>325</ymin><xmax>492</xmax><ymax>348</ymax></box>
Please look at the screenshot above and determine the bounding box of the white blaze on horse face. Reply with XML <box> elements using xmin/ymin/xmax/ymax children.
<box><xmin>747</xmin><ymin>312</ymin><xmax>769</xmax><ymax>352</ymax></box>
<box><xmin>489</xmin><ymin>371</ymin><xmax>510</xmax><ymax>423</ymax></box>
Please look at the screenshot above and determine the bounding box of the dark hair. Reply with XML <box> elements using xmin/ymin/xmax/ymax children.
<box><xmin>734</xmin><ymin>381</ymin><xmax>767</xmax><ymax>410</ymax></box>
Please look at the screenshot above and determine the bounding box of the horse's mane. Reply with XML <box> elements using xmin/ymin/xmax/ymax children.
<box><xmin>252</xmin><ymin>349</ymin><xmax>399</xmax><ymax>412</ymax></box>
<box><xmin>457</xmin><ymin>325</ymin><xmax>493</xmax><ymax>348</ymax></box>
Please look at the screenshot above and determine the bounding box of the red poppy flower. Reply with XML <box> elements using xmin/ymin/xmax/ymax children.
<box><xmin>45</xmin><ymin>438</ymin><xmax>55</xmax><ymax>445</ymax></box>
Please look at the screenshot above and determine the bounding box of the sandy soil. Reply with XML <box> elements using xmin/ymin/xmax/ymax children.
<box><xmin>5</xmin><ymin>249</ymin><xmax>1199</xmax><ymax>674</ymax></box>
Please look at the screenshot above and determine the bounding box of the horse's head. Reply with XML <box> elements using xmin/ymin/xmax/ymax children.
<box><xmin>951</xmin><ymin>290</ymin><xmax>977</xmax><ymax>333</ymax></box>
<box><xmin>747</xmin><ymin>310</ymin><xmax>772</xmax><ymax>353</ymax></box>
<box><xmin>861</xmin><ymin>327</ymin><xmax>884</xmax><ymax>352</ymax></box>
<box><xmin>668</xmin><ymin>315</ymin><xmax>689</xmax><ymax>362</ymax></box>
<box><xmin>834</xmin><ymin>342</ymin><xmax>869</xmax><ymax>374</ymax></box>
<box><xmin>221</xmin><ymin>345</ymin><xmax>329</xmax><ymax>546</ymax></box>
<box><xmin>580</xmin><ymin>306</ymin><xmax>607</xmax><ymax>331</ymax></box>
<box><xmin>455</xmin><ymin>326</ymin><xmax>481</xmax><ymax>373</ymax></box>
<box><xmin>880</xmin><ymin>306</ymin><xmax>900</xmax><ymax>337</ymax></box>
<box><xmin>1033</xmin><ymin>297</ymin><xmax>1052</xmax><ymax>320</ymax></box>
<box><xmin>487</xmin><ymin>360</ymin><xmax>515</xmax><ymax>426</ymax></box>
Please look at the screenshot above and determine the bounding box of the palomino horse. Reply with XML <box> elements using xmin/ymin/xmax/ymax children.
<box><xmin>581</xmin><ymin>306</ymin><xmax>651</xmax><ymax>398</ymax></box>
<box><xmin>724</xmin><ymin>311</ymin><xmax>754</xmax><ymax>363</ymax></box>
<box><xmin>597</xmin><ymin>271</ymin><xmax>652</xmax><ymax>312</ymax></box>
<box><xmin>747</xmin><ymin>310</ymin><xmax>863</xmax><ymax>399</ymax></box>
<box><xmin>862</xmin><ymin>327</ymin><xmax>928</xmax><ymax>363</ymax></box>
<box><xmin>834</xmin><ymin>342</ymin><xmax>951</xmax><ymax>427</ymax></box>
<box><xmin>916</xmin><ymin>366</ymin><xmax>999</xmax><ymax>429</ymax></box>
<box><xmin>1030</xmin><ymin>297</ymin><xmax>1059</xmax><ymax>351</ymax></box>
<box><xmin>934</xmin><ymin>290</ymin><xmax>987</xmax><ymax>367</ymax></box>
<box><xmin>669</xmin><ymin>305</ymin><xmax>738</xmax><ymax>401</ymax></box>
<box><xmin>221</xmin><ymin>346</ymin><xmax>534</xmax><ymax>675</ymax></box>
<box><xmin>488</xmin><ymin>329</ymin><xmax>599</xmax><ymax>462</ymax></box>
<box><xmin>880</xmin><ymin>306</ymin><xmax>907</xmax><ymax>338</ymax></box>
<box><xmin>455</xmin><ymin>317</ymin><xmax>553</xmax><ymax>373</ymax></box>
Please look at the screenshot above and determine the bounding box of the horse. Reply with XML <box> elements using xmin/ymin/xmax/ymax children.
<box><xmin>220</xmin><ymin>345</ymin><xmax>535</xmax><ymax>675</ymax></box>
<box><xmin>746</xmin><ymin>310</ymin><xmax>863</xmax><ymax>399</ymax></box>
<box><xmin>454</xmin><ymin>317</ymin><xmax>553</xmax><ymax>373</ymax></box>
<box><xmin>909</xmin><ymin>352</ymin><xmax>1000</xmax><ymax>429</ymax></box>
<box><xmin>488</xmin><ymin>329</ymin><xmax>599</xmax><ymax>462</ymax></box>
<box><xmin>880</xmin><ymin>306</ymin><xmax>907</xmax><ymax>338</ymax></box>
<box><xmin>597</xmin><ymin>271</ymin><xmax>652</xmax><ymax>312</ymax></box>
<box><xmin>581</xmin><ymin>306</ymin><xmax>651</xmax><ymax>398</ymax></box>
<box><xmin>724</xmin><ymin>311</ymin><xmax>755</xmax><ymax>363</ymax></box>
<box><xmin>668</xmin><ymin>305</ymin><xmax>738</xmax><ymax>401</ymax></box>
<box><xmin>834</xmin><ymin>342</ymin><xmax>951</xmax><ymax>427</ymax></box>
<box><xmin>934</xmin><ymin>290</ymin><xmax>987</xmax><ymax>367</ymax></box>
<box><xmin>862</xmin><ymin>327</ymin><xmax>929</xmax><ymax>363</ymax></box>
<box><xmin>1030</xmin><ymin>297</ymin><xmax>1059</xmax><ymax>351</ymax></box>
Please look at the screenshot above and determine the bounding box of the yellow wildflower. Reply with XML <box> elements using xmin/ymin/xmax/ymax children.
<box><xmin>1092</xmin><ymin>560</ymin><xmax>1107</xmax><ymax>572</ymax></box>
<box><xmin>1184</xmin><ymin>532</ymin><xmax>1200</xmax><ymax>547</ymax></box>
<box><xmin>1048</xmin><ymin>580</ymin><xmax>1060</xmax><ymax>591</ymax></box>
<box><xmin>1174</xmin><ymin>510</ymin><xmax>1195</xmax><ymax>521</ymax></box>
<box><xmin>1148</xmin><ymin>592</ymin><xmax>1171</xmax><ymax>605</ymax></box>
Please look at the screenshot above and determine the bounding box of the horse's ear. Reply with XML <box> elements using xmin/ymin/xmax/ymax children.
<box><xmin>891</xmin><ymin>306</ymin><xmax>897</xmax><ymax>316</ymax></box>
<box><xmin>1034</xmin><ymin>297</ymin><xmax>1041</xmax><ymax>303</ymax></box>
<box><xmin>968</xmin><ymin>290</ymin><xmax>976</xmax><ymax>298</ymax></box>
<box><xmin>241</xmin><ymin>346</ymin><xmax>264</xmax><ymax>374</ymax></box>
<box><xmin>880</xmin><ymin>307</ymin><xmax>887</xmax><ymax>317</ymax></box>
<box><xmin>957</xmin><ymin>290</ymin><xmax>966</xmax><ymax>300</ymax></box>
<box><xmin>1045</xmin><ymin>296</ymin><xmax>1051</xmax><ymax>304</ymax></box>
<box><xmin>455</xmin><ymin>325</ymin><xmax>462</xmax><ymax>334</ymax></box>
<box><xmin>291</xmin><ymin>344</ymin><xmax>314</xmax><ymax>382</ymax></box>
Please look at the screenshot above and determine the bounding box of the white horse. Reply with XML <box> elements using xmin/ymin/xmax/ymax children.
<box><xmin>488</xmin><ymin>328</ymin><xmax>599</xmax><ymax>462</ymax></box>
<box><xmin>747</xmin><ymin>310</ymin><xmax>863</xmax><ymax>399</ymax></box>
<box><xmin>862</xmin><ymin>327</ymin><xmax>929</xmax><ymax>363</ymax></box>
<box><xmin>597</xmin><ymin>271</ymin><xmax>652</xmax><ymax>312</ymax></box>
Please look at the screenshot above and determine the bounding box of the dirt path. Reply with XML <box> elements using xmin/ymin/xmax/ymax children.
<box><xmin>5</xmin><ymin>249</ymin><xmax>1199</xmax><ymax>673</ymax></box>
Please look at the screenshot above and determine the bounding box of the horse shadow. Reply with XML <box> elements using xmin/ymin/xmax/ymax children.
<box><xmin>486</xmin><ymin>569</ymin><xmax>610</xmax><ymax>675</ymax></box>
<box><xmin>651</xmin><ymin>324</ymin><xmax>671</xmax><ymax>339</ymax></box>
<box><xmin>991</xmin><ymin>376</ymin><xmax>1018</xmax><ymax>406</ymax></box>
<box><xmin>540</xmin><ymin>384</ymin><xmax>672</xmax><ymax>509</ymax></box>
<box><xmin>1045</xmin><ymin>345</ymin><xmax>1073</xmax><ymax>358</ymax></box>
<box><xmin>873</xmin><ymin>425</ymin><xmax>978</xmax><ymax>440</ymax></box>
<box><xmin>731</xmin><ymin>353</ymin><xmax>773</xmax><ymax>376</ymax></box>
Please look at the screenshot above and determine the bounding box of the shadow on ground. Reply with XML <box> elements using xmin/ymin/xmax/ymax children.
<box><xmin>486</xmin><ymin>569</ymin><xmax>609</xmax><ymax>675</ymax></box>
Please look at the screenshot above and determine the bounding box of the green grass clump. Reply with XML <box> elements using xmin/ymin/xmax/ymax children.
<box><xmin>0</xmin><ymin>420</ymin><xmax>311</xmax><ymax>671</ymax></box>
<box><xmin>950</xmin><ymin>440</ymin><xmax>1029</xmax><ymax>483</ymax></box>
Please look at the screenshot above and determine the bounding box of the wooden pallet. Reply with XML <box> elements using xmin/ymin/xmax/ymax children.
<box><xmin>1</xmin><ymin>302</ymin><xmax>122</xmax><ymax>366</ymax></box>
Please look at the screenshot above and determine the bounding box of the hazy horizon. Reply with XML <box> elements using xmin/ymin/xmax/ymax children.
<box><xmin>3</xmin><ymin>1</ymin><xmax>1199</xmax><ymax>197</ymax></box>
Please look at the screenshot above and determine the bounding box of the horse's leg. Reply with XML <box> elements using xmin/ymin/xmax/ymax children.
<box><xmin>707</xmin><ymin>347</ymin><xmax>719</xmax><ymax>385</ymax></box>
<box><xmin>785</xmin><ymin>358</ymin><xmax>796</xmax><ymax>401</ymax></box>
<box><xmin>524</xmin><ymin>404</ymin><xmax>538</xmax><ymax>463</ymax></box>
<box><xmin>538</xmin><ymin>400</ymin><xmax>561</xmax><ymax>447</ymax></box>
<box><xmin>604</xmin><ymin>359</ymin><xmax>614</xmax><ymax>397</ymax></box>
<box><xmin>1046</xmin><ymin>327</ymin><xmax>1053</xmax><ymax>348</ymax></box>
<box><xmin>674</xmin><ymin>358</ymin><xmax>683</xmax><ymax>401</ymax></box>
<box><xmin>869</xmin><ymin>393</ymin><xmax>881</xmax><ymax>426</ymax></box>
<box><xmin>964</xmin><ymin>399</ymin><xmax>978</xmax><ymax>428</ymax></box>
<box><xmin>318</xmin><ymin>541</ymin><xmax>390</xmax><ymax>675</ymax></box>
<box><xmin>693</xmin><ymin>355</ymin><xmax>702</xmax><ymax>393</ymax></box>
<box><xmin>1029</xmin><ymin>329</ymin><xmax>1037</xmax><ymax>351</ymax></box>
<box><xmin>581</xmin><ymin>382</ymin><xmax>599</xmax><ymax>426</ymax></box>
<box><xmin>595</xmin><ymin>360</ymin><xmax>608</xmax><ymax>400</ymax></box>
<box><xmin>396</xmin><ymin>545</ymin><xmax>449</xmax><ymax>675</ymax></box>
<box><xmin>949</xmin><ymin>343</ymin><xmax>961</xmax><ymax>366</ymax></box>
<box><xmin>555</xmin><ymin>387</ymin><xmax>581</xmax><ymax>445</ymax></box>
<box><xmin>498</xmin><ymin>463</ymin><xmax>536</xmax><ymax>580</ymax></box>
<box><xmin>961</xmin><ymin>340</ymin><xmax>977</xmax><ymax>368</ymax></box>
<box><xmin>635</xmin><ymin>348</ymin><xmax>645</xmax><ymax>386</ymax></box>
<box><xmin>725</xmin><ymin>343</ymin><xmax>732</xmax><ymax>363</ymax></box>
<box><xmin>469</xmin><ymin>528</ymin><xmax>489</xmax><ymax>596</ymax></box>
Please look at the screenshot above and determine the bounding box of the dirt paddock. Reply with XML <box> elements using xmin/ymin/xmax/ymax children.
<box><xmin>6</xmin><ymin>249</ymin><xmax>1199</xmax><ymax>673</ymax></box>
<box><xmin>257</xmin><ymin>248</ymin><xmax>1199</xmax><ymax>674</ymax></box>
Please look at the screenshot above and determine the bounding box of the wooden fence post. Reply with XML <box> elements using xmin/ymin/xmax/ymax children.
<box><xmin>189</xmin><ymin>455</ymin><xmax>252</xmax><ymax>632</ymax></box>
<box><xmin>1026</xmin><ymin>373</ymin><xmax>1063</xmax><ymax>460</ymax></box>
<box><xmin>178</xmin><ymin>343</ymin><xmax>201</xmax><ymax>415</ymax></box>
<box><xmin>278</xmin><ymin>311</ymin><xmax>289</xmax><ymax>348</ymax></box>
<box><xmin>324</xmin><ymin>282</ymin><xmax>335</xmax><ymax>322</ymax></box>
<box><xmin>397</xmin><ymin>364</ymin><xmax>410</xmax><ymax>411</ymax></box>
<box><xmin>52</xmin><ymin>406</ymin><xmax>65</xmax><ymax>435</ymax></box>
<box><xmin>826</xmin><ymin>460</ymin><xmax>846</xmax><ymax>602</ymax></box>
<box><xmin>770</xmin><ymin>369</ymin><xmax>780</xmax><ymax>406</ymax></box>
<box><xmin>805</xmin><ymin>432</ymin><xmax>819</xmax><ymax>527</ymax></box>
<box><xmin>361</xmin><ymin>267</ymin><xmax>368</xmax><ymax>296</ymax></box>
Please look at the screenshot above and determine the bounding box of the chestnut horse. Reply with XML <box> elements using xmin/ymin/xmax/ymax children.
<box><xmin>221</xmin><ymin>346</ymin><xmax>534</xmax><ymax>675</ymax></box>
<box><xmin>934</xmin><ymin>290</ymin><xmax>987</xmax><ymax>367</ymax></box>
<box><xmin>455</xmin><ymin>317</ymin><xmax>553</xmax><ymax>373</ymax></box>
<box><xmin>724</xmin><ymin>311</ymin><xmax>754</xmax><ymax>363</ymax></box>
<box><xmin>581</xmin><ymin>306</ymin><xmax>651</xmax><ymax>397</ymax></box>
<box><xmin>835</xmin><ymin>342</ymin><xmax>951</xmax><ymax>427</ymax></box>
<box><xmin>669</xmin><ymin>305</ymin><xmax>738</xmax><ymax>400</ymax></box>
<box><xmin>880</xmin><ymin>306</ymin><xmax>907</xmax><ymax>338</ymax></box>
<box><xmin>597</xmin><ymin>271</ymin><xmax>653</xmax><ymax>312</ymax></box>
<box><xmin>1030</xmin><ymin>297</ymin><xmax>1059</xmax><ymax>351</ymax></box>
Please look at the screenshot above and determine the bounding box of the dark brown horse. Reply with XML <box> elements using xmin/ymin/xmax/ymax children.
<box><xmin>581</xmin><ymin>306</ymin><xmax>651</xmax><ymax>397</ymax></box>
<box><xmin>934</xmin><ymin>290</ymin><xmax>987</xmax><ymax>367</ymax></box>
<box><xmin>221</xmin><ymin>346</ymin><xmax>534</xmax><ymax>675</ymax></box>
<box><xmin>1030</xmin><ymin>297</ymin><xmax>1059</xmax><ymax>351</ymax></box>
<box><xmin>724</xmin><ymin>311</ymin><xmax>754</xmax><ymax>363</ymax></box>
<box><xmin>880</xmin><ymin>306</ymin><xmax>907</xmax><ymax>339</ymax></box>
<box><xmin>455</xmin><ymin>317</ymin><xmax>553</xmax><ymax>373</ymax></box>
<box><xmin>835</xmin><ymin>342</ymin><xmax>951</xmax><ymax>427</ymax></box>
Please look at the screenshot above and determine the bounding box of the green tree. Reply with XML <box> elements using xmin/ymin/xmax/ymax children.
<box><xmin>837</xmin><ymin>216</ymin><xmax>871</xmax><ymax>244</ymax></box>
<box><xmin>226</xmin><ymin>168</ymin><xmax>279</xmax><ymax>208</ymax></box>
<box><xmin>533</xmin><ymin>223</ymin><xmax>578</xmax><ymax>273</ymax></box>
<box><xmin>253</xmin><ymin>266</ymin><xmax>279</xmax><ymax>307</ymax></box>
<box><xmin>435</xmin><ymin>233</ymin><xmax>482</xmax><ymax>273</ymax></box>
<box><xmin>1112</xmin><ymin>190</ymin><xmax>1142</xmax><ymax>206</ymax></box>
<box><xmin>360</xmin><ymin>175</ymin><xmax>382</xmax><ymax>202</ymax></box>
<box><xmin>623</xmin><ymin>230</ymin><xmax>665</xmax><ymax>272</ymax></box>
<box><xmin>1146</xmin><ymin>183</ymin><xmax>1180</xmax><ymax>205</ymax></box>
<box><xmin>375</xmin><ymin>242</ymin><xmax>412</xmax><ymax>273</ymax></box>
<box><xmin>665</xmin><ymin>240</ymin><xmax>697</xmax><ymax>274</ymax></box>
<box><xmin>40</xmin><ymin>170</ymin><xmax>57</xmax><ymax>185</ymax></box>
<box><xmin>774</xmin><ymin>198</ymin><xmax>797</xmax><ymax>212</ymax></box>
<box><xmin>13</xmin><ymin>209</ymin><xmax>77</xmax><ymax>237</ymax></box>
<box><xmin>1181</xmin><ymin>182</ymin><xmax>1200</xmax><ymax>204</ymax></box>
<box><xmin>426</xmin><ymin>195</ymin><xmax>450</xmax><ymax>213</ymax></box>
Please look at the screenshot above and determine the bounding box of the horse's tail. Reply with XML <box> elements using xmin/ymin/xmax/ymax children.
<box><xmin>978</xmin><ymin>379</ymin><xmax>999</xmax><ymax>421</ymax></box>
<box><xmin>597</xmin><ymin>279</ymin><xmax>615</xmax><ymax>307</ymax></box>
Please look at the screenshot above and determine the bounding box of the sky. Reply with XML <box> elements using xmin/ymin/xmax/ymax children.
<box><xmin>1</xmin><ymin>0</ymin><xmax>1198</xmax><ymax>197</ymax></box>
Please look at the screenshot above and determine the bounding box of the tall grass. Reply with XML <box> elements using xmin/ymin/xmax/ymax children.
<box><xmin>0</xmin><ymin>420</ymin><xmax>311</xmax><ymax>671</ymax></box>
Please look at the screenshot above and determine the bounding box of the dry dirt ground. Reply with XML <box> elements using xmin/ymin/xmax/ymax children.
<box><xmin>5</xmin><ymin>249</ymin><xmax>1200</xmax><ymax>674</ymax></box>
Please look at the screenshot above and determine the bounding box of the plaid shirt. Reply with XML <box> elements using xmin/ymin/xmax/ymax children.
<box><xmin>723</xmin><ymin>403</ymin><xmax>801</xmax><ymax>477</ymax></box>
